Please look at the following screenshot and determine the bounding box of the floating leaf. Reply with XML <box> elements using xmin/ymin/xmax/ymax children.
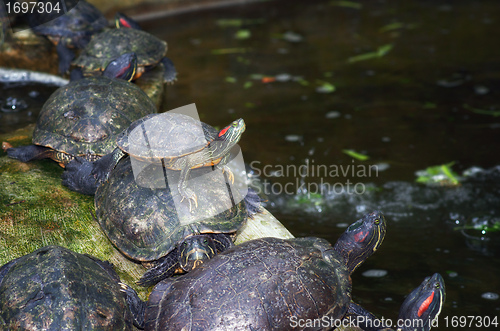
<box><xmin>342</xmin><ymin>149</ymin><xmax>370</xmax><ymax>161</ymax></box>
<box><xmin>216</xmin><ymin>18</ymin><xmax>265</xmax><ymax>27</ymax></box>
<box><xmin>463</xmin><ymin>104</ymin><xmax>500</xmax><ymax>117</ymax></box>
<box><xmin>249</xmin><ymin>74</ymin><xmax>265</xmax><ymax>80</ymax></box>
<box><xmin>235</xmin><ymin>29</ymin><xmax>251</xmax><ymax>40</ymax></box>
<box><xmin>225</xmin><ymin>76</ymin><xmax>237</xmax><ymax>83</ymax></box>
<box><xmin>379</xmin><ymin>22</ymin><xmax>405</xmax><ymax>32</ymax></box>
<box><xmin>330</xmin><ymin>1</ymin><xmax>362</xmax><ymax>9</ymax></box>
<box><xmin>316</xmin><ymin>81</ymin><xmax>336</xmax><ymax>93</ymax></box>
<box><xmin>243</xmin><ymin>81</ymin><xmax>253</xmax><ymax>89</ymax></box>
<box><xmin>211</xmin><ymin>48</ymin><xmax>248</xmax><ymax>55</ymax></box>
<box><xmin>347</xmin><ymin>44</ymin><xmax>393</xmax><ymax>63</ymax></box>
<box><xmin>415</xmin><ymin>162</ymin><xmax>460</xmax><ymax>186</ymax></box>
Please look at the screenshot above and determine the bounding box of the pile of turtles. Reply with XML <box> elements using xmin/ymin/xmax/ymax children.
<box><xmin>1</xmin><ymin>1</ymin><xmax>446</xmax><ymax>330</ymax></box>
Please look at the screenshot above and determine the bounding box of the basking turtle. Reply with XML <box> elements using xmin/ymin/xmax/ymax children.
<box><xmin>65</xmin><ymin>112</ymin><xmax>246</xmax><ymax>207</ymax></box>
<box><xmin>94</xmin><ymin>154</ymin><xmax>260</xmax><ymax>287</ymax></box>
<box><xmin>0</xmin><ymin>245</ymin><xmax>145</xmax><ymax>330</ymax></box>
<box><xmin>145</xmin><ymin>211</ymin><xmax>387</xmax><ymax>330</ymax></box>
<box><xmin>73</xmin><ymin>14</ymin><xmax>177</xmax><ymax>83</ymax></box>
<box><xmin>7</xmin><ymin>52</ymin><xmax>156</xmax><ymax>167</ymax></box>
<box><xmin>27</xmin><ymin>0</ymin><xmax>108</xmax><ymax>74</ymax></box>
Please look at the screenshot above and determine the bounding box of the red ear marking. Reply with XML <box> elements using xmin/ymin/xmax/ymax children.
<box><xmin>417</xmin><ymin>292</ymin><xmax>434</xmax><ymax>317</ymax></box>
<box><xmin>120</xmin><ymin>18</ymin><xmax>132</xmax><ymax>28</ymax></box>
<box><xmin>218</xmin><ymin>126</ymin><xmax>230</xmax><ymax>137</ymax></box>
<box><xmin>117</xmin><ymin>63</ymin><xmax>131</xmax><ymax>77</ymax></box>
<box><xmin>354</xmin><ymin>231</ymin><xmax>368</xmax><ymax>242</ymax></box>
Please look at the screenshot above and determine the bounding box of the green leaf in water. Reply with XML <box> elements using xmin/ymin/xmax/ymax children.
<box><xmin>243</xmin><ymin>81</ymin><xmax>253</xmax><ymax>89</ymax></box>
<box><xmin>330</xmin><ymin>1</ymin><xmax>362</xmax><ymax>9</ymax></box>
<box><xmin>316</xmin><ymin>80</ymin><xmax>336</xmax><ymax>93</ymax></box>
<box><xmin>211</xmin><ymin>48</ymin><xmax>249</xmax><ymax>55</ymax></box>
<box><xmin>342</xmin><ymin>149</ymin><xmax>370</xmax><ymax>161</ymax></box>
<box><xmin>245</xmin><ymin>102</ymin><xmax>255</xmax><ymax>108</ymax></box>
<box><xmin>225</xmin><ymin>76</ymin><xmax>237</xmax><ymax>83</ymax></box>
<box><xmin>463</xmin><ymin>104</ymin><xmax>500</xmax><ymax>117</ymax></box>
<box><xmin>347</xmin><ymin>44</ymin><xmax>393</xmax><ymax>63</ymax></box>
<box><xmin>249</xmin><ymin>73</ymin><xmax>265</xmax><ymax>80</ymax></box>
<box><xmin>415</xmin><ymin>162</ymin><xmax>460</xmax><ymax>186</ymax></box>
<box><xmin>235</xmin><ymin>29</ymin><xmax>251</xmax><ymax>40</ymax></box>
<box><xmin>379</xmin><ymin>22</ymin><xmax>405</xmax><ymax>33</ymax></box>
<box><xmin>216</xmin><ymin>19</ymin><xmax>244</xmax><ymax>27</ymax></box>
<box><xmin>216</xmin><ymin>18</ymin><xmax>265</xmax><ymax>27</ymax></box>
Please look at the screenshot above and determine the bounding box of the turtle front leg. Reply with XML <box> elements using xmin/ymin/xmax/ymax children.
<box><xmin>120</xmin><ymin>282</ymin><xmax>146</xmax><ymax>329</ymax></box>
<box><xmin>178</xmin><ymin>166</ymin><xmax>198</xmax><ymax>212</ymax></box>
<box><xmin>160</xmin><ymin>57</ymin><xmax>177</xmax><ymax>84</ymax></box>
<box><xmin>56</xmin><ymin>41</ymin><xmax>75</xmax><ymax>74</ymax></box>
<box><xmin>61</xmin><ymin>156</ymin><xmax>100</xmax><ymax>195</ymax></box>
<box><xmin>6</xmin><ymin>145</ymin><xmax>54</xmax><ymax>163</ymax></box>
<box><xmin>137</xmin><ymin>250</ymin><xmax>180</xmax><ymax>287</ymax></box>
<box><xmin>345</xmin><ymin>301</ymin><xmax>383</xmax><ymax>331</ymax></box>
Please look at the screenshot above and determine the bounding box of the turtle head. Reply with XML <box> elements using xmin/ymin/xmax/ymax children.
<box><xmin>103</xmin><ymin>52</ymin><xmax>137</xmax><ymax>82</ymax></box>
<box><xmin>115</xmin><ymin>12</ymin><xmax>142</xmax><ymax>30</ymax></box>
<box><xmin>398</xmin><ymin>273</ymin><xmax>445</xmax><ymax>331</ymax></box>
<box><xmin>211</xmin><ymin>118</ymin><xmax>246</xmax><ymax>155</ymax></box>
<box><xmin>333</xmin><ymin>211</ymin><xmax>386</xmax><ymax>275</ymax></box>
<box><xmin>178</xmin><ymin>235</ymin><xmax>217</xmax><ymax>272</ymax></box>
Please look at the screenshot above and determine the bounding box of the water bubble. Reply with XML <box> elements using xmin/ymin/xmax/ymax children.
<box><xmin>362</xmin><ymin>269</ymin><xmax>388</xmax><ymax>278</ymax></box>
<box><xmin>285</xmin><ymin>134</ymin><xmax>302</xmax><ymax>142</ymax></box>
<box><xmin>481</xmin><ymin>292</ymin><xmax>499</xmax><ymax>300</ymax></box>
<box><xmin>1</xmin><ymin>97</ymin><xmax>28</xmax><ymax>112</ymax></box>
<box><xmin>325</xmin><ymin>111</ymin><xmax>341</xmax><ymax>119</ymax></box>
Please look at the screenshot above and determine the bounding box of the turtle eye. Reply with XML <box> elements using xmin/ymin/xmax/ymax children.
<box><xmin>203</xmin><ymin>239</ymin><xmax>208</xmax><ymax>244</ymax></box>
<box><xmin>374</xmin><ymin>219</ymin><xmax>380</xmax><ymax>225</ymax></box>
<box><xmin>434</xmin><ymin>282</ymin><xmax>440</xmax><ymax>288</ymax></box>
<box><xmin>182</xmin><ymin>242</ymin><xmax>188</xmax><ymax>247</ymax></box>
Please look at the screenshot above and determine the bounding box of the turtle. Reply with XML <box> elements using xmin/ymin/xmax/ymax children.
<box><xmin>27</xmin><ymin>0</ymin><xmax>108</xmax><ymax>74</ymax></box>
<box><xmin>144</xmin><ymin>211</ymin><xmax>387</xmax><ymax>330</ymax></box>
<box><xmin>64</xmin><ymin>111</ymin><xmax>246</xmax><ymax>207</ymax></box>
<box><xmin>72</xmin><ymin>14</ymin><xmax>177</xmax><ymax>83</ymax></box>
<box><xmin>6</xmin><ymin>52</ymin><xmax>156</xmax><ymax>167</ymax></box>
<box><xmin>0</xmin><ymin>245</ymin><xmax>145</xmax><ymax>330</ymax></box>
<box><xmin>93</xmin><ymin>153</ymin><xmax>261</xmax><ymax>287</ymax></box>
<box><xmin>376</xmin><ymin>273</ymin><xmax>445</xmax><ymax>331</ymax></box>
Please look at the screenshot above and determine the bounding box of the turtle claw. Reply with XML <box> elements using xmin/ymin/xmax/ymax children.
<box><xmin>179</xmin><ymin>188</ymin><xmax>198</xmax><ymax>212</ymax></box>
<box><xmin>222</xmin><ymin>166</ymin><xmax>234</xmax><ymax>184</ymax></box>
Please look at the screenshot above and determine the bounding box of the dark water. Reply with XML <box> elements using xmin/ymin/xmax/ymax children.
<box><xmin>149</xmin><ymin>0</ymin><xmax>500</xmax><ymax>328</ymax></box>
<box><xmin>3</xmin><ymin>0</ymin><xmax>500</xmax><ymax>329</ymax></box>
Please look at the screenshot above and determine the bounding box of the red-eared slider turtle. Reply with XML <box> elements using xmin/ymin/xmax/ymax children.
<box><xmin>64</xmin><ymin>112</ymin><xmax>246</xmax><ymax>207</ymax></box>
<box><xmin>93</xmin><ymin>153</ymin><xmax>260</xmax><ymax>287</ymax></box>
<box><xmin>0</xmin><ymin>245</ymin><xmax>145</xmax><ymax>330</ymax></box>
<box><xmin>73</xmin><ymin>14</ymin><xmax>177</xmax><ymax>83</ymax></box>
<box><xmin>27</xmin><ymin>0</ymin><xmax>108</xmax><ymax>74</ymax></box>
<box><xmin>7</xmin><ymin>52</ymin><xmax>156</xmax><ymax>167</ymax></box>
<box><xmin>145</xmin><ymin>211</ymin><xmax>387</xmax><ymax>330</ymax></box>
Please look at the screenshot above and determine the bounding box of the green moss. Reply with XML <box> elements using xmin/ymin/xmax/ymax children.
<box><xmin>0</xmin><ymin>150</ymin><xmax>148</xmax><ymax>299</ymax></box>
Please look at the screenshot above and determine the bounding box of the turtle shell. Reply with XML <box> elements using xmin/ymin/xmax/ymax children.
<box><xmin>94</xmin><ymin>155</ymin><xmax>248</xmax><ymax>262</ymax></box>
<box><xmin>0</xmin><ymin>245</ymin><xmax>134</xmax><ymax>330</ymax></box>
<box><xmin>30</xmin><ymin>0</ymin><xmax>107</xmax><ymax>48</ymax></box>
<box><xmin>145</xmin><ymin>237</ymin><xmax>351</xmax><ymax>330</ymax></box>
<box><xmin>32</xmin><ymin>76</ymin><xmax>156</xmax><ymax>161</ymax></box>
<box><xmin>116</xmin><ymin>112</ymin><xmax>216</xmax><ymax>161</ymax></box>
<box><xmin>73</xmin><ymin>28</ymin><xmax>167</xmax><ymax>74</ymax></box>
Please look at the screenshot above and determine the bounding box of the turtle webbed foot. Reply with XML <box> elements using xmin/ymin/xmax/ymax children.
<box><xmin>62</xmin><ymin>157</ymin><xmax>99</xmax><ymax>195</ymax></box>
<box><xmin>179</xmin><ymin>187</ymin><xmax>198</xmax><ymax>212</ymax></box>
<box><xmin>160</xmin><ymin>57</ymin><xmax>177</xmax><ymax>84</ymax></box>
<box><xmin>244</xmin><ymin>187</ymin><xmax>263</xmax><ymax>216</ymax></box>
<box><xmin>137</xmin><ymin>254</ymin><xmax>179</xmax><ymax>287</ymax></box>
<box><xmin>6</xmin><ymin>145</ymin><xmax>51</xmax><ymax>163</ymax></box>
<box><xmin>120</xmin><ymin>282</ymin><xmax>146</xmax><ymax>329</ymax></box>
<box><xmin>56</xmin><ymin>42</ymin><xmax>75</xmax><ymax>75</ymax></box>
